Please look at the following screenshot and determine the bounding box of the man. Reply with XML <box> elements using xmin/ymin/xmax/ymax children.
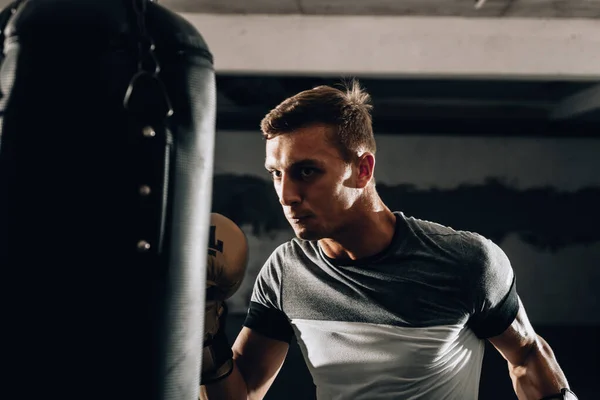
<box><xmin>200</xmin><ymin>81</ymin><xmax>577</xmax><ymax>399</ymax></box>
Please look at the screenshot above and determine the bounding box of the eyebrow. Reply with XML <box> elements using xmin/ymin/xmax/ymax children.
<box><xmin>264</xmin><ymin>158</ymin><xmax>324</xmax><ymax>171</ymax></box>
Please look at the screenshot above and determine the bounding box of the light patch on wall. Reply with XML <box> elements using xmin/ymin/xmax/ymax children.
<box><xmin>364</xmin><ymin>134</ymin><xmax>600</xmax><ymax>191</ymax></box>
<box><xmin>215</xmin><ymin>131</ymin><xmax>600</xmax><ymax>191</ymax></box>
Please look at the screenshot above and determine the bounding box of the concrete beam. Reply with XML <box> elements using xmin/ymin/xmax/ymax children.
<box><xmin>181</xmin><ymin>13</ymin><xmax>600</xmax><ymax>80</ymax></box>
<box><xmin>551</xmin><ymin>84</ymin><xmax>600</xmax><ymax>120</ymax></box>
<box><xmin>161</xmin><ymin>0</ymin><xmax>600</xmax><ymax>19</ymax></box>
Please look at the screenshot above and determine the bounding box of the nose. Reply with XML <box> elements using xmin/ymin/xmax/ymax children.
<box><xmin>278</xmin><ymin>174</ymin><xmax>301</xmax><ymax>206</ymax></box>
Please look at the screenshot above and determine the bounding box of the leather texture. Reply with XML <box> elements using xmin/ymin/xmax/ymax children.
<box><xmin>0</xmin><ymin>1</ymin><xmax>216</xmax><ymax>399</ymax></box>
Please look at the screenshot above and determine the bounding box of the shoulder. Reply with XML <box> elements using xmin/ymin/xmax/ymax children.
<box><xmin>262</xmin><ymin>237</ymin><xmax>318</xmax><ymax>272</ymax></box>
<box><xmin>268</xmin><ymin>237</ymin><xmax>316</xmax><ymax>260</ymax></box>
<box><xmin>401</xmin><ymin>214</ymin><xmax>469</xmax><ymax>259</ymax></box>
<box><xmin>402</xmin><ymin>213</ymin><xmax>460</xmax><ymax>237</ymax></box>
<box><xmin>253</xmin><ymin>238</ymin><xmax>317</xmax><ymax>301</ymax></box>
<box><xmin>400</xmin><ymin>213</ymin><xmax>510</xmax><ymax>270</ymax></box>
<box><xmin>451</xmin><ymin>229</ymin><xmax>514</xmax><ymax>296</ymax></box>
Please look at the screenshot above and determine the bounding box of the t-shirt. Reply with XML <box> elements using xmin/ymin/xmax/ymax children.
<box><xmin>244</xmin><ymin>212</ymin><xmax>519</xmax><ymax>399</ymax></box>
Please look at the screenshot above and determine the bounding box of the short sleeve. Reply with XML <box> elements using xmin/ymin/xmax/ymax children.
<box><xmin>243</xmin><ymin>248</ymin><xmax>295</xmax><ymax>343</ymax></box>
<box><xmin>465</xmin><ymin>233</ymin><xmax>520</xmax><ymax>339</ymax></box>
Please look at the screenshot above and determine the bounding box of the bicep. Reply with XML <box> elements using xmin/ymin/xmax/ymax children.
<box><xmin>487</xmin><ymin>297</ymin><xmax>538</xmax><ymax>367</ymax></box>
<box><xmin>232</xmin><ymin>327</ymin><xmax>289</xmax><ymax>400</ymax></box>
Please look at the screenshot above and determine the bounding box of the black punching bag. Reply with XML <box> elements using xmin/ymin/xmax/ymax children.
<box><xmin>0</xmin><ymin>1</ymin><xmax>215</xmax><ymax>399</ymax></box>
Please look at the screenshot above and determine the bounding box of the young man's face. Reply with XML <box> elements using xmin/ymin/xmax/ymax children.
<box><xmin>264</xmin><ymin>124</ymin><xmax>361</xmax><ymax>240</ymax></box>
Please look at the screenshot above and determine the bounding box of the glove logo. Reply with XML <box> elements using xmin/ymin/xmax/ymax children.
<box><xmin>208</xmin><ymin>225</ymin><xmax>224</xmax><ymax>257</ymax></box>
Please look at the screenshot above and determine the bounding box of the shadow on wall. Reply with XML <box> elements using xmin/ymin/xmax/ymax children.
<box><xmin>211</xmin><ymin>174</ymin><xmax>286</xmax><ymax>237</ymax></box>
<box><xmin>212</xmin><ymin>174</ymin><xmax>600</xmax><ymax>251</ymax></box>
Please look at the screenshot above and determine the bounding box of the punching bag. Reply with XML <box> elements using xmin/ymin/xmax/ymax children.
<box><xmin>0</xmin><ymin>1</ymin><xmax>215</xmax><ymax>399</ymax></box>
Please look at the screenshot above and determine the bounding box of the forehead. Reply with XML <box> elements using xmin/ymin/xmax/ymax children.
<box><xmin>264</xmin><ymin>124</ymin><xmax>342</xmax><ymax>168</ymax></box>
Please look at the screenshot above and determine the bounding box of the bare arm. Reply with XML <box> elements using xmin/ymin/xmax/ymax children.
<box><xmin>488</xmin><ymin>298</ymin><xmax>571</xmax><ymax>400</ymax></box>
<box><xmin>200</xmin><ymin>327</ymin><xmax>290</xmax><ymax>400</ymax></box>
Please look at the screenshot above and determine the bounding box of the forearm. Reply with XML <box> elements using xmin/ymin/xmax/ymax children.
<box><xmin>509</xmin><ymin>335</ymin><xmax>570</xmax><ymax>400</ymax></box>
<box><xmin>200</xmin><ymin>360</ymin><xmax>248</xmax><ymax>400</ymax></box>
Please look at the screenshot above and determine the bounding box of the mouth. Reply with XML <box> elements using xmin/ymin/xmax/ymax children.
<box><xmin>289</xmin><ymin>215</ymin><xmax>312</xmax><ymax>224</ymax></box>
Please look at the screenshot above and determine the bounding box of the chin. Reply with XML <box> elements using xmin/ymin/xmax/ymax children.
<box><xmin>293</xmin><ymin>227</ymin><xmax>323</xmax><ymax>241</ymax></box>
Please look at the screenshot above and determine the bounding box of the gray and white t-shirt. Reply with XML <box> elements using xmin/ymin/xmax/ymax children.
<box><xmin>244</xmin><ymin>212</ymin><xmax>519</xmax><ymax>400</ymax></box>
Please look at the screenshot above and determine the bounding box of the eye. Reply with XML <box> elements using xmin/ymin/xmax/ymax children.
<box><xmin>300</xmin><ymin>168</ymin><xmax>316</xmax><ymax>178</ymax></box>
<box><xmin>268</xmin><ymin>170</ymin><xmax>282</xmax><ymax>180</ymax></box>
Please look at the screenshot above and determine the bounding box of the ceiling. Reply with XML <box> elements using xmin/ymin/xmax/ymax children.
<box><xmin>159</xmin><ymin>0</ymin><xmax>600</xmax><ymax>19</ymax></box>
<box><xmin>0</xmin><ymin>0</ymin><xmax>596</xmax><ymax>136</ymax></box>
<box><xmin>0</xmin><ymin>0</ymin><xmax>597</xmax><ymax>18</ymax></box>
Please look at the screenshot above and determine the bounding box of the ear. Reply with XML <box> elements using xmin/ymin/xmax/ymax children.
<box><xmin>356</xmin><ymin>153</ymin><xmax>375</xmax><ymax>189</ymax></box>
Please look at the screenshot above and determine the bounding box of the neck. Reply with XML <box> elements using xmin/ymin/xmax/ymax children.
<box><xmin>318</xmin><ymin>194</ymin><xmax>397</xmax><ymax>261</ymax></box>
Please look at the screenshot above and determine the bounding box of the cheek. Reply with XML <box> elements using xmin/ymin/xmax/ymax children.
<box><xmin>327</xmin><ymin>180</ymin><xmax>355</xmax><ymax>210</ymax></box>
<box><xmin>273</xmin><ymin>182</ymin><xmax>281</xmax><ymax>198</ymax></box>
<box><xmin>338</xmin><ymin>189</ymin><xmax>357</xmax><ymax>210</ymax></box>
<box><xmin>310</xmin><ymin>168</ymin><xmax>355</xmax><ymax>210</ymax></box>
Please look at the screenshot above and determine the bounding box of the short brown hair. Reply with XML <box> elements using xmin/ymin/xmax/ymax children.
<box><xmin>260</xmin><ymin>79</ymin><xmax>376</xmax><ymax>162</ymax></box>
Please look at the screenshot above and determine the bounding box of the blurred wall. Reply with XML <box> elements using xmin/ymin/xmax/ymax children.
<box><xmin>212</xmin><ymin>130</ymin><xmax>600</xmax><ymax>326</ymax></box>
